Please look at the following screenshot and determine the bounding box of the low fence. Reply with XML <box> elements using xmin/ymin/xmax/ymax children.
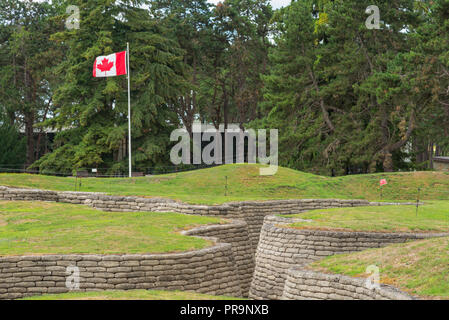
<box><xmin>0</xmin><ymin>163</ymin><xmax>221</xmax><ymax>178</ymax></box>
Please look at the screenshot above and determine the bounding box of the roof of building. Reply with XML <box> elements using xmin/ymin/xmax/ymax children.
<box><xmin>433</xmin><ymin>156</ymin><xmax>449</xmax><ymax>163</ymax></box>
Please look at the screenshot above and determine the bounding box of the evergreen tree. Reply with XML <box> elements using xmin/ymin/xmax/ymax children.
<box><xmin>0</xmin><ymin>0</ymin><xmax>63</xmax><ymax>166</ymax></box>
<box><xmin>3</xmin><ymin>0</ymin><xmax>447</xmax><ymax>175</ymax></box>
<box><xmin>258</xmin><ymin>0</ymin><xmax>424</xmax><ymax>174</ymax></box>
<box><xmin>406</xmin><ymin>0</ymin><xmax>449</xmax><ymax>167</ymax></box>
<box><xmin>209</xmin><ymin>0</ymin><xmax>273</xmax><ymax>128</ymax></box>
<box><xmin>34</xmin><ymin>0</ymin><xmax>188</xmax><ymax>174</ymax></box>
<box><xmin>0</xmin><ymin>107</ymin><xmax>26</xmax><ymax>168</ymax></box>
<box><xmin>151</xmin><ymin>0</ymin><xmax>212</xmax><ymax>136</ymax></box>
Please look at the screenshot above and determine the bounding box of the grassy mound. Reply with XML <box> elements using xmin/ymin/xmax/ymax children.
<box><xmin>286</xmin><ymin>201</ymin><xmax>449</xmax><ymax>233</ymax></box>
<box><xmin>1</xmin><ymin>164</ymin><xmax>448</xmax><ymax>204</ymax></box>
<box><xmin>310</xmin><ymin>237</ymin><xmax>449</xmax><ymax>299</ymax></box>
<box><xmin>20</xmin><ymin>290</ymin><xmax>244</xmax><ymax>300</ymax></box>
<box><xmin>0</xmin><ymin>201</ymin><xmax>222</xmax><ymax>256</ymax></box>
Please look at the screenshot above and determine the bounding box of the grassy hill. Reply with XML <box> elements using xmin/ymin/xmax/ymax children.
<box><xmin>311</xmin><ymin>237</ymin><xmax>449</xmax><ymax>299</ymax></box>
<box><xmin>1</xmin><ymin>164</ymin><xmax>448</xmax><ymax>204</ymax></box>
<box><xmin>0</xmin><ymin>201</ymin><xmax>221</xmax><ymax>256</ymax></box>
<box><xmin>287</xmin><ymin>201</ymin><xmax>449</xmax><ymax>233</ymax></box>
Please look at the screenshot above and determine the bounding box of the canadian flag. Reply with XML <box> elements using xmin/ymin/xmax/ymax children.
<box><xmin>93</xmin><ymin>51</ymin><xmax>127</xmax><ymax>77</ymax></box>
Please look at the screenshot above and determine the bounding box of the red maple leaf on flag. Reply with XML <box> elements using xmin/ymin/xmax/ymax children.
<box><xmin>97</xmin><ymin>58</ymin><xmax>114</xmax><ymax>73</ymax></box>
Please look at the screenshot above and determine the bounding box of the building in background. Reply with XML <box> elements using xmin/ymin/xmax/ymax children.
<box><xmin>18</xmin><ymin>125</ymin><xmax>57</xmax><ymax>163</ymax></box>
<box><xmin>433</xmin><ymin>157</ymin><xmax>449</xmax><ymax>171</ymax></box>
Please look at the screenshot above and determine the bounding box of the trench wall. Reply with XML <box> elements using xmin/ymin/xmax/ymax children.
<box><xmin>0</xmin><ymin>217</ymin><xmax>252</xmax><ymax>300</ymax></box>
<box><xmin>183</xmin><ymin>221</ymin><xmax>254</xmax><ymax>296</ymax></box>
<box><xmin>250</xmin><ymin>216</ymin><xmax>447</xmax><ymax>300</ymax></box>
<box><xmin>282</xmin><ymin>268</ymin><xmax>414</xmax><ymax>300</ymax></box>
<box><xmin>0</xmin><ymin>245</ymin><xmax>243</xmax><ymax>300</ymax></box>
<box><xmin>0</xmin><ymin>186</ymin><xmax>419</xmax><ymax>300</ymax></box>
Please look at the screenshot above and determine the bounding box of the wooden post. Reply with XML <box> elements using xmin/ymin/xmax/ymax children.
<box><xmin>416</xmin><ymin>187</ymin><xmax>421</xmax><ymax>217</ymax></box>
<box><xmin>225</xmin><ymin>176</ymin><xmax>228</xmax><ymax>196</ymax></box>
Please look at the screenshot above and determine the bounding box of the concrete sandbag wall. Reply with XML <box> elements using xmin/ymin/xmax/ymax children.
<box><xmin>282</xmin><ymin>268</ymin><xmax>414</xmax><ymax>300</ymax></box>
<box><xmin>249</xmin><ymin>216</ymin><xmax>447</xmax><ymax>300</ymax></box>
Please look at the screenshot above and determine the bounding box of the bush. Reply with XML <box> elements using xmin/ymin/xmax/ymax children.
<box><xmin>0</xmin><ymin>124</ymin><xmax>26</xmax><ymax>168</ymax></box>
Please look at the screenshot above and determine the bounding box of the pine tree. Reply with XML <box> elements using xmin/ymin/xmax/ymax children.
<box><xmin>258</xmin><ymin>0</ymin><xmax>424</xmax><ymax>174</ymax></box>
<box><xmin>0</xmin><ymin>0</ymin><xmax>63</xmax><ymax>166</ymax></box>
<box><xmin>0</xmin><ymin>110</ymin><xmax>26</xmax><ymax>168</ymax></box>
<box><xmin>150</xmin><ymin>0</ymin><xmax>212</xmax><ymax>136</ymax></box>
<box><xmin>34</xmin><ymin>0</ymin><xmax>188</xmax><ymax>174</ymax></box>
<box><xmin>405</xmin><ymin>0</ymin><xmax>449</xmax><ymax>167</ymax></box>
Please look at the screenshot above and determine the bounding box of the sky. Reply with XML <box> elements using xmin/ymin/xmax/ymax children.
<box><xmin>208</xmin><ymin>0</ymin><xmax>291</xmax><ymax>10</ymax></box>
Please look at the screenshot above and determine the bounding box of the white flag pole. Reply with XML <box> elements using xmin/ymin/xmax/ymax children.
<box><xmin>127</xmin><ymin>42</ymin><xmax>132</xmax><ymax>178</ymax></box>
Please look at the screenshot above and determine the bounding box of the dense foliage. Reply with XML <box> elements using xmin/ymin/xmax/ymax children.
<box><xmin>0</xmin><ymin>0</ymin><xmax>448</xmax><ymax>175</ymax></box>
<box><xmin>0</xmin><ymin>122</ymin><xmax>26</xmax><ymax>167</ymax></box>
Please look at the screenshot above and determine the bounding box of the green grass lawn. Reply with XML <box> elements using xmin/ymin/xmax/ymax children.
<box><xmin>20</xmin><ymin>290</ymin><xmax>244</xmax><ymax>300</ymax></box>
<box><xmin>0</xmin><ymin>201</ymin><xmax>222</xmax><ymax>256</ymax></box>
<box><xmin>310</xmin><ymin>237</ymin><xmax>449</xmax><ymax>299</ymax></box>
<box><xmin>1</xmin><ymin>164</ymin><xmax>449</xmax><ymax>204</ymax></box>
<box><xmin>286</xmin><ymin>201</ymin><xmax>449</xmax><ymax>233</ymax></box>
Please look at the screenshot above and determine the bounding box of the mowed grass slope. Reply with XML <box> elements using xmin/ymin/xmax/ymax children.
<box><xmin>311</xmin><ymin>237</ymin><xmax>449</xmax><ymax>299</ymax></box>
<box><xmin>1</xmin><ymin>164</ymin><xmax>449</xmax><ymax>204</ymax></box>
<box><xmin>287</xmin><ymin>201</ymin><xmax>449</xmax><ymax>233</ymax></box>
<box><xmin>0</xmin><ymin>201</ymin><xmax>222</xmax><ymax>256</ymax></box>
<box><xmin>21</xmin><ymin>290</ymin><xmax>244</xmax><ymax>300</ymax></box>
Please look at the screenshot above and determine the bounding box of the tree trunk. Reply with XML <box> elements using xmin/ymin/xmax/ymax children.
<box><xmin>381</xmin><ymin>109</ymin><xmax>415</xmax><ymax>172</ymax></box>
<box><xmin>24</xmin><ymin>112</ymin><xmax>35</xmax><ymax>166</ymax></box>
<box><xmin>382</xmin><ymin>153</ymin><xmax>394</xmax><ymax>172</ymax></box>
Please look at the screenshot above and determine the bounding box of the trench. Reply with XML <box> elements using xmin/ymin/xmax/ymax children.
<box><xmin>0</xmin><ymin>186</ymin><xmax>421</xmax><ymax>299</ymax></box>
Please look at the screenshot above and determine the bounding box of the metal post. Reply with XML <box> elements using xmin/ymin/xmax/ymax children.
<box><xmin>127</xmin><ymin>42</ymin><xmax>132</xmax><ymax>178</ymax></box>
